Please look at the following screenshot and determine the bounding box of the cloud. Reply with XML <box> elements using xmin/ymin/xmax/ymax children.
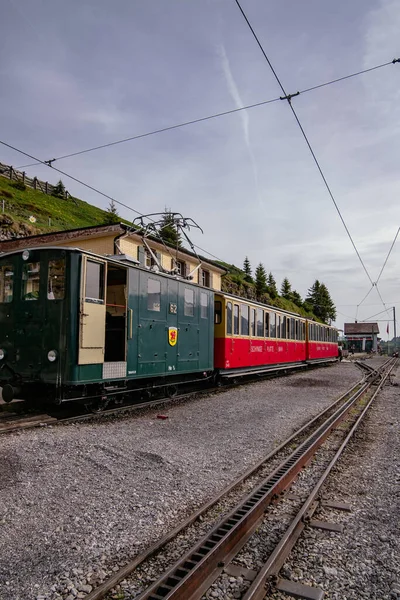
<box><xmin>217</xmin><ymin>43</ymin><xmax>261</xmax><ymax>207</ymax></box>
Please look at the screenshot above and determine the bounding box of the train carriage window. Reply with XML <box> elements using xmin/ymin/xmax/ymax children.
<box><xmin>48</xmin><ymin>259</ymin><xmax>65</xmax><ymax>300</ymax></box>
<box><xmin>281</xmin><ymin>316</ymin><xmax>287</xmax><ymax>339</ymax></box>
<box><xmin>148</xmin><ymin>278</ymin><xmax>161</xmax><ymax>312</ymax></box>
<box><xmin>226</xmin><ymin>302</ymin><xmax>233</xmax><ymax>334</ymax></box>
<box><xmin>276</xmin><ymin>315</ymin><xmax>281</xmax><ymax>338</ymax></box>
<box><xmin>290</xmin><ymin>318</ymin><xmax>295</xmax><ymax>339</ymax></box>
<box><xmin>22</xmin><ymin>262</ymin><xmax>40</xmax><ymax>301</ymax></box>
<box><xmin>269</xmin><ymin>312</ymin><xmax>276</xmax><ymax>337</ymax></box>
<box><xmin>0</xmin><ymin>265</ymin><xmax>13</xmax><ymax>303</ymax></box>
<box><xmin>85</xmin><ymin>260</ymin><xmax>104</xmax><ymax>303</ymax></box>
<box><xmin>295</xmin><ymin>320</ymin><xmax>299</xmax><ymax>340</ymax></box>
<box><xmin>257</xmin><ymin>308</ymin><xmax>264</xmax><ymax>337</ymax></box>
<box><xmin>250</xmin><ymin>308</ymin><xmax>256</xmax><ymax>336</ymax></box>
<box><xmin>200</xmin><ymin>292</ymin><xmax>208</xmax><ymax>318</ymax></box>
<box><xmin>241</xmin><ymin>304</ymin><xmax>249</xmax><ymax>336</ymax></box>
<box><xmin>184</xmin><ymin>288</ymin><xmax>195</xmax><ymax>317</ymax></box>
<box><xmin>214</xmin><ymin>300</ymin><xmax>222</xmax><ymax>324</ymax></box>
<box><xmin>233</xmin><ymin>304</ymin><xmax>239</xmax><ymax>335</ymax></box>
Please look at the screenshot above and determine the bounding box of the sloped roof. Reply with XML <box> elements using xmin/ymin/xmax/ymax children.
<box><xmin>344</xmin><ymin>322</ymin><xmax>379</xmax><ymax>335</ymax></box>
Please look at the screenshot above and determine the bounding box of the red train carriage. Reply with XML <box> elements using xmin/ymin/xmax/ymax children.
<box><xmin>213</xmin><ymin>292</ymin><xmax>338</xmax><ymax>380</ymax></box>
<box><xmin>306</xmin><ymin>321</ymin><xmax>338</xmax><ymax>362</ymax></box>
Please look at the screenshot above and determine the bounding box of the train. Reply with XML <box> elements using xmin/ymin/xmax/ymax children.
<box><xmin>0</xmin><ymin>246</ymin><xmax>338</xmax><ymax>406</ymax></box>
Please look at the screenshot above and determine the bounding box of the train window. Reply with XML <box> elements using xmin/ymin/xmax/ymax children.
<box><xmin>290</xmin><ymin>318</ymin><xmax>295</xmax><ymax>339</ymax></box>
<box><xmin>200</xmin><ymin>292</ymin><xmax>208</xmax><ymax>318</ymax></box>
<box><xmin>22</xmin><ymin>262</ymin><xmax>40</xmax><ymax>301</ymax></box>
<box><xmin>281</xmin><ymin>316</ymin><xmax>287</xmax><ymax>339</ymax></box>
<box><xmin>148</xmin><ymin>278</ymin><xmax>161</xmax><ymax>311</ymax></box>
<box><xmin>48</xmin><ymin>259</ymin><xmax>65</xmax><ymax>300</ymax></box>
<box><xmin>85</xmin><ymin>261</ymin><xmax>104</xmax><ymax>303</ymax></box>
<box><xmin>0</xmin><ymin>265</ymin><xmax>13</xmax><ymax>303</ymax></box>
<box><xmin>241</xmin><ymin>304</ymin><xmax>249</xmax><ymax>336</ymax></box>
<box><xmin>184</xmin><ymin>288</ymin><xmax>195</xmax><ymax>317</ymax></box>
<box><xmin>269</xmin><ymin>312</ymin><xmax>276</xmax><ymax>337</ymax></box>
<box><xmin>214</xmin><ymin>300</ymin><xmax>222</xmax><ymax>324</ymax></box>
<box><xmin>226</xmin><ymin>302</ymin><xmax>233</xmax><ymax>334</ymax></box>
<box><xmin>276</xmin><ymin>315</ymin><xmax>281</xmax><ymax>338</ymax></box>
<box><xmin>250</xmin><ymin>308</ymin><xmax>256</xmax><ymax>336</ymax></box>
<box><xmin>257</xmin><ymin>308</ymin><xmax>264</xmax><ymax>337</ymax></box>
<box><xmin>295</xmin><ymin>320</ymin><xmax>299</xmax><ymax>340</ymax></box>
<box><xmin>233</xmin><ymin>304</ymin><xmax>239</xmax><ymax>334</ymax></box>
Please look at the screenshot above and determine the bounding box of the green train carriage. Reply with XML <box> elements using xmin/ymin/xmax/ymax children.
<box><xmin>0</xmin><ymin>247</ymin><xmax>215</xmax><ymax>405</ymax></box>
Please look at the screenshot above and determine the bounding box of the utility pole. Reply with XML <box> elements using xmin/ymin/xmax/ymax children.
<box><xmin>394</xmin><ymin>306</ymin><xmax>397</xmax><ymax>353</ymax></box>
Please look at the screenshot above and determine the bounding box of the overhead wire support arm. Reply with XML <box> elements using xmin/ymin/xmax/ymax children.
<box><xmin>280</xmin><ymin>91</ymin><xmax>300</xmax><ymax>103</ymax></box>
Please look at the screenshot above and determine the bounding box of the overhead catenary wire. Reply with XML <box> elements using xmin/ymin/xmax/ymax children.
<box><xmin>375</xmin><ymin>226</ymin><xmax>400</xmax><ymax>285</ymax></box>
<box><xmin>15</xmin><ymin>58</ymin><xmax>399</xmax><ymax>170</ymax></box>
<box><xmin>234</xmin><ymin>0</ymin><xmax>376</xmax><ymax>291</ymax></box>
<box><xmin>0</xmin><ymin>139</ymin><xmax>225</xmax><ymax>264</ymax></box>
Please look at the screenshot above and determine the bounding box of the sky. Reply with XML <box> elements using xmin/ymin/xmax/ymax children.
<box><xmin>1</xmin><ymin>0</ymin><xmax>400</xmax><ymax>337</ymax></box>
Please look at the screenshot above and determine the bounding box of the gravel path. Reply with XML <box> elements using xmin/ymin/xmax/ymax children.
<box><xmin>0</xmin><ymin>363</ymin><xmax>364</xmax><ymax>600</ymax></box>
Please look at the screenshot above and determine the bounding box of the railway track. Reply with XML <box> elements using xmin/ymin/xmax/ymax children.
<box><xmin>0</xmin><ymin>360</ymin><xmax>336</xmax><ymax>436</ymax></box>
<box><xmin>81</xmin><ymin>358</ymin><xmax>395</xmax><ymax>600</ymax></box>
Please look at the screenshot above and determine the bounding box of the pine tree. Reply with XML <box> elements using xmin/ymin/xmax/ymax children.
<box><xmin>267</xmin><ymin>272</ymin><xmax>278</xmax><ymax>298</ymax></box>
<box><xmin>243</xmin><ymin>256</ymin><xmax>253</xmax><ymax>283</ymax></box>
<box><xmin>306</xmin><ymin>280</ymin><xmax>336</xmax><ymax>323</ymax></box>
<box><xmin>254</xmin><ymin>263</ymin><xmax>267</xmax><ymax>300</ymax></box>
<box><xmin>281</xmin><ymin>277</ymin><xmax>292</xmax><ymax>300</ymax></box>
<box><xmin>104</xmin><ymin>199</ymin><xmax>120</xmax><ymax>224</ymax></box>
<box><xmin>291</xmin><ymin>290</ymin><xmax>303</xmax><ymax>307</ymax></box>
<box><xmin>51</xmin><ymin>179</ymin><xmax>66</xmax><ymax>198</ymax></box>
<box><xmin>159</xmin><ymin>209</ymin><xmax>182</xmax><ymax>247</ymax></box>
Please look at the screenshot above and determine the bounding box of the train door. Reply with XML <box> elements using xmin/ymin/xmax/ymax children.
<box><xmin>103</xmin><ymin>264</ymin><xmax>128</xmax><ymax>379</ymax></box>
<box><xmin>78</xmin><ymin>256</ymin><xmax>107</xmax><ymax>365</ymax></box>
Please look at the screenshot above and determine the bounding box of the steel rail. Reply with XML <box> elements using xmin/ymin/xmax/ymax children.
<box><xmin>242</xmin><ymin>357</ymin><xmax>397</xmax><ymax>600</ymax></box>
<box><xmin>128</xmin><ymin>368</ymin><xmax>384</xmax><ymax>600</ymax></box>
<box><xmin>83</xmin><ymin>377</ymin><xmax>366</xmax><ymax>600</ymax></box>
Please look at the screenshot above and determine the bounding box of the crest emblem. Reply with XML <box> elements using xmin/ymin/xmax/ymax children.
<box><xmin>168</xmin><ymin>327</ymin><xmax>178</xmax><ymax>346</ymax></box>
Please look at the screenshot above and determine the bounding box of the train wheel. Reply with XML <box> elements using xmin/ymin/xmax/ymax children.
<box><xmin>166</xmin><ymin>385</ymin><xmax>178</xmax><ymax>398</ymax></box>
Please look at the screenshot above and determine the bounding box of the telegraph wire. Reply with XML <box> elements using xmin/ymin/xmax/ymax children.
<box><xmin>300</xmin><ymin>58</ymin><xmax>399</xmax><ymax>96</ymax></box>
<box><xmin>0</xmin><ymin>139</ymin><xmax>226</xmax><ymax>264</ymax></box>
<box><xmin>15</xmin><ymin>96</ymin><xmax>281</xmax><ymax>169</ymax></box>
<box><xmin>234</xmin><ymin>0</ymin><xmax>375</xmax><ymax>288</ymax></box>
<box><xmin>16</xmin><ymin>58</ymin><xmax>399</xmax><ymax>170</ymax></box>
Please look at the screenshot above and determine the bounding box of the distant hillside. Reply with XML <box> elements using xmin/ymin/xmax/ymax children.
<box><xmin>0</xmin><ymin>175</ymin><xmax>114</xmax><ymax>240</ymax></box>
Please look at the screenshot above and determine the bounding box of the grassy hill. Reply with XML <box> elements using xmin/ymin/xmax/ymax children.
<box><xmin>0</xmin><ymin>175</ymin><xmax>114</xmax><ymax>238</ymax></box>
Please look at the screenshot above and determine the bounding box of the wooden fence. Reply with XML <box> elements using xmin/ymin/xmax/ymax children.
<box><xmin>0</xmin><ymin>162</ymin><xmax>70</xmax><ymax>199</ymax></box>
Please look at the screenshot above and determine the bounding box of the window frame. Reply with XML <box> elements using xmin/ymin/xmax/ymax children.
<box><xmin>184</xmin><ymin>287</ymin><xmax>195</xmax><ymax>317</ymax></box>
<box><xmin>233</xmin><ymin>304</ymin><xmax>240</xmax><ymax>335</ymax></box>
<box><xmin>0</xmin><ymin>264</ymin><xmax>14</xmax><ymax>304</ymax></box>
<box><xmin>147</xmin><ymin>277</ymin><xmax>161</xmax><ymax>312</ymax></box>
<box><xmin>226</xmin><ymin>301</ymin><xmax>233</xmax><ymax>335</ymax></box>
<box><xmin>200</xmin><ymin>292</ymin><xmax>208</xmax><ymax>319</ymax></box>
<box><xmin>240</xmin><ymin>303</ymin><xmax>249</xmax><ymax>336</ymax></box>
<box><xmin>22</xmin><ymin>261</ymin><xmax>41</xmax><ymax>302</ymax></box>
<box><xmin>48</xmin><ymin>258</ymin><xmax>66</xmax><ymax>301</ymax></box>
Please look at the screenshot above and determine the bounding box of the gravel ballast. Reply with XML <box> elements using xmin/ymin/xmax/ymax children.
<box><xmin>0</xmin><ymin>363</ymin><xmax>367</xmax><ymax>599</ymax></box>
<box><xmin>268</xmin><ymin>366</ymin><xmax>400</xmax><ymax>600</ymax></box>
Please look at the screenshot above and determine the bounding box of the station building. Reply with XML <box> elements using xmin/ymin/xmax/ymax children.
<box><xmin>0</xmin><ymin>223</ymin><xmax>226</xmax><ymax>290</ymax></box>
<box><xmin>344</xmin><ymin>322</ymin><xmax>379</xmax><ymax>353</ymax></box>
